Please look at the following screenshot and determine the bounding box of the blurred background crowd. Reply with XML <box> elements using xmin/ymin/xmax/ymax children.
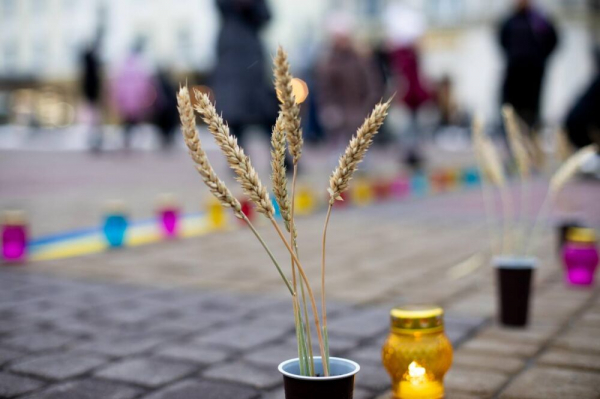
<box><xmin>0</xmin><ymin>0</ymin><xmax>599</xmax><ymax>173</ymax></box>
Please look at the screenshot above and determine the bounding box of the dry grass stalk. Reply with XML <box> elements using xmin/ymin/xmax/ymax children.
<box><xmin>177</xmin><ymin>87</ymin><xmax>243</xmax><ymax>217</ymax></box>
<box><xmin>328</xmin><ymin>99</ymin><xmax>392</xmax><ymax>204</ymax></box>
<box><xmin>550</xmin><ymin>144</ymin><xmax>597</xmax><ymax>197</ymax></box>
<box><xmin>274</xmin><ymin>47</ymin><xmax>303</xmax><ymax>164</ymax></box>
<box><xmin>502</xmin><ymin>105</ymin><xmax>531</xmax><ymax>178</ymax></box>
<box><xmin>193</xmin><ymin>89</ymin><xmax>274</xmax><ymax>217</ymax></box>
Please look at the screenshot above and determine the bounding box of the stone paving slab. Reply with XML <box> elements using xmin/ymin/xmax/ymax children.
<box><xmin>21</xmin><ymin>379</ymin><xmax>143</xmax><ymax>399</ymax></box>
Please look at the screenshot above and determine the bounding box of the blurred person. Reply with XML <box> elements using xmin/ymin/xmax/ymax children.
<box><xmin>564</xmin><ymin>48</ymin><xmax>600</xmax><ymax>176</ymax></box>
<box><xmin>383</xmin><ymin>1</ymin><xmax>431</xmax><ymax>170</ymax></box>
<box><xmin>211</xmin><ymin>0</ymin><xmax>278</xmax><ymax>149</ymax></box>
<box><xmin>316</xmin><ymin>13</ymin><xmax>383</xmax><ymax>148</ymax></box>
<box><xmin>499</xmin><ymin>0</ymin><xmax>558</xmax><ymax>131</ymax></box>
<box><xmin>152</xmin><ymin>68</ymin><xmax>179</xmax><ymax>150</ymax></box>
<box><xmin>111</xmin><ymin>41</ymin><xmax>156</xmax><ymax>150</ymax></box>
<box><xmin>81</xmin><ymin>41</ymin><xmax>103</xmax><ymax>152</ymax></box>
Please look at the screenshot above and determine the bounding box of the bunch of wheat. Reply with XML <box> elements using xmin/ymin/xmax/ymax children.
<box><xmin>177</xmin><ymin>47</ymin><xmax>391</xmax><ymax>377</ymax></box>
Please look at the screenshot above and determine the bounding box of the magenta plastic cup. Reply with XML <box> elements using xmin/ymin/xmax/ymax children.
<box><xmin>562</xmin><ymin>228</ymin><xmax>599</xmax><ymax>286</ymax></box>
<box><xmin>493</xmin><ymin>256</ymin><xmax>536</xmax><ymax>327</ymax></box>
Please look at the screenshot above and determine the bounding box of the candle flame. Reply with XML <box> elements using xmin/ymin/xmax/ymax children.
<box><xmin>407</xmin><ymin>361</ymin><xmax>427</xmax><ymax>384</ymax></box>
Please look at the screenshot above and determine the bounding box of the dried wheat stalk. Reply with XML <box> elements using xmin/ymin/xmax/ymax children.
<box><xmin>274</xmin><ymin>47</ymin><xmax>303</xmax><ymax>164</ymax></box>
<box><xmin>193</xmin><ymin>89</ymin><xmax>274</xmax><ymax>217</ymax></box>
<box><xmin>177</xmin><ymin>87</ymin><xmax>242</xmax><ymax>217</ymax></box>
<box><xmin>503</xmin><ymin>105</ymin><xmax>531</xmax><ymax>178</ymax></box>
<box><xmin>550</xmin><ymin>144</ymin><xmax>597</xmax><ymax>196</ymax></box>
<box><xmin>527</xmin><ymin>143</ymin><xmax>598</xmax><ymax>255</ymax></box>
<box><xmin>327</xmin><ymin>99</ymin><xmax>392</xmax><ymax>204</ymax></box>
<box><xmin>177</xmin><ymin>86</ymin><xmax>294</xmax><ymax>296</ymax></box>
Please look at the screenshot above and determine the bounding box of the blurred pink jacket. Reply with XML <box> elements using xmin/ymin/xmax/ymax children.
<box><xmin>111</xmin><ymin>55</ymin><xmax>155</xmax><ymax>122</ymax></box>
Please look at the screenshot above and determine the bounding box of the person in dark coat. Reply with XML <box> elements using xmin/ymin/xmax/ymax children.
<box><xmin>81</xmin><ymin>42</ymin><xmax>103</xmax><ymax>152</ymax></box>
<box><xmin>316</xmin><ymin>13</ymin><xmax>383</xmax><ymax>147</ymax></box>
<box><xmin>565</xmin><ymin>52</ymin><xmax>600</xmax><ymax>149</ymax></box>
<box><xmin>212</xmin><ymin>0</ymin><xmax>277</xmax><ymax>147</ymax></box>
<box><xmin>499</xmin><ymin>0</ymin><xmax>558</xmax><ymax>130</ymax></box>
<box><xmin>152</xmin><ymin>69</ymin><xmax>179</xmax><ymax>150</ymax></box>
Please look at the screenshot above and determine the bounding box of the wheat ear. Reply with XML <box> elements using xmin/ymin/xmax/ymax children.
<box><xmin>193</xmin><ymin>89</ymin><xmax>274</xmax><ymax>217</ymax></box>
<box><xmin>320</xmin><ymin>98</ymin><xmax>391</xmax><ymax>371</ymax></box>
<box><xmin>274</xmin><ymin>46</ymin><xmax>303</xmax><ymax>164</ymax></box>
<box><xmin>472</xmin><ymin>118</ymin><xmax>512</xmax><ymax>253</ymax></box>
<box><xmin>472</xmin><ymin>116</ymin><xmax>501</xmax><ymax>255</ymax></box>
<box><xmin>550</xmin><ymin>144</ymin><xmax>597</xmax><ymax>197</ymax></box>
<box><xmin>503</xmin><ymin>105</ymin><xmax>531</xmax><ymax>179</ymax></box>
<box><xmin>270</xmin><ymin>113</ymin><xmax>293</xmax><ymax>231</ymax></box>
<box><xmin>526</xmin><ymin>144</ymin><xmax>598</xmax><ymax>255</ymax></box>
<box><xmin>177</xmin><ymin>86</ymin><xmax>293</xmax><ymax>295</ymax></box>
<box><xmin>327</xmin><ymin>98</ymin><xmax>392</xmax><ymax>204</ymax></box>
<box><xmin>177</xmin><ymin>87</ymin><xmax>242</xmax><ymax>217</ymax></box>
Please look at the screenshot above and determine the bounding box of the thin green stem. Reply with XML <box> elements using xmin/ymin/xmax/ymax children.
<box><xmin>289</xmin><ymin>164</ymin><xmax>315</xmax><ymax>375</ymax></box>
<box><xmin>320</xmin><ymin>204</ymin><xmax>333</xmax><ymax>370</ymax></box>
<box><xmin>269</xmin><ymin>216</ymin><xmax>329</xmax><ymax>376</ymax></box>
<box><xmin>526</xmin><ymin>194</ymin><xmax>553</xmax><ymax>257</ymax></box>
<box><xmin>242</xmin><ymin>215</ymin><xmax>295</xmax><ymax>296</ymax></box>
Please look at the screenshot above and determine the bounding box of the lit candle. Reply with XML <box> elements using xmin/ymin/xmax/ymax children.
<box><xmin>2</xmin><ymin>210</ymin><xmax>27</xmax><ymax>263</ymax></box>
<box><xmin>397</xmin><ymin>362</ymin><xmax>444</xmax><ymax>399</ymax></box>
<box><xmin>157</xmin><ymin>194</ymin><xmax>180</xmax><ymax>238</ymax></box>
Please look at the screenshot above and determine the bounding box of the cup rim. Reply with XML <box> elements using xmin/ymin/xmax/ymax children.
<box><xmin>278</xmin><ymin>357</ymin><xmax>360</xmax><ymax>381</ymax></box>
<box><xmin>492</xmin><ymin>256</ymin><xmax>537</xmax><ymax>269</ymax></box>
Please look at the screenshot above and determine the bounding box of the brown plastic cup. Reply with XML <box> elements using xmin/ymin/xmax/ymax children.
<box><xmin>493</xmin><ymin>256</ymin><xmax>537</xmax><ymax>327</ymax></box>
<box><xmin>278</xmin><ymin>357</ymin><xmax>360</xmax><ymax>399</ymax></box>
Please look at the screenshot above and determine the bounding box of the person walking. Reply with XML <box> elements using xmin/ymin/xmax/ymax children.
<box><xmin>211</xmin><ymin>0</ymin><xmax>277</xmax><ymax>148</ymax></box>
<box><xmin>111</xmin><ymin>42</ymin><xmax>155</xmax><ymax>150</ymax></box>
<box><xmin>316</xmin><ymin>13</ymin><xmax>383</xmax><ymax>148</ymax></box>
<box><xmin>499</xmin><ymin>0</ymin><xmax>558</xmax><ymax>131</ymax></box>
<box><xmin>81</xmin><ymin>41</ymin><xmax>103</xmax><ymax>152</ymax></box>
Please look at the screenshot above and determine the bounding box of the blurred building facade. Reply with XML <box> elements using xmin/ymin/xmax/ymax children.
<box><xmin>0</xmin><ymin>0</ymin><xmax>596</xmax><ymax>126</ymax></box>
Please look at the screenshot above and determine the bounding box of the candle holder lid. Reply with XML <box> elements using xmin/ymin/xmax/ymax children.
<box><xmin>390</xmin><ymin>305</ymin><xmax>444</xmax><ymax>334</ymax></box>
<box><xmin>157</xmin><ymin>193</ymin><xmax>178</xmax><ymax>208</ymax></box>
<box><xmin>567</xmin><ymin>227</ymin><xmax>596</xmax><ymax>244</ymax></box>
<box><xmin>105</xmin><ymin>200</ymin><xmax>127</xmax><ymax>214</ymax></box>
<box><xmin>2</xmin><ymin>210</ymin><xmax>26</xmax><ymax>225</ymax></box>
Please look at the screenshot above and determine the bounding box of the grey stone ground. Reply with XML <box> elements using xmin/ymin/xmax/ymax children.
<box><xmin>1</xmin><ymin>150</ymin><xmax>600</xmax><ymax>398</ymax></box>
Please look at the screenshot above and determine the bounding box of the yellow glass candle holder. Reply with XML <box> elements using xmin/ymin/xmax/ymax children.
<box><xmin>382</xmin><ymin>305</ymin><xmax>453</xmax><ymax>399</ymax></box>
<box><xmin>294</xmin><ymin>186</ymin><xmax>316</xmax><ymax>216</ymax></box>
<box><xmin>351</xmin><ymin>179</ymin><xmax>374</xmax><ymax>207</ymax></box>
<box><xmin>206</xmin><ymin>198</ymin><xmax>227</xmax><ymax>230</ymax></box>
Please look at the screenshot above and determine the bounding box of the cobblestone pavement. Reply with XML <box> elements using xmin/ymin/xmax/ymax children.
<box><xmin>2</xmin><ymin>150</ymin><xmax>600</xmax><ymax>398</ymax></box>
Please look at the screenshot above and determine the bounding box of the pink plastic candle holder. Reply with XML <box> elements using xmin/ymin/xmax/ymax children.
<box><xmin>2</xmin><ymin>211</ymin><xmax>27</xmax><ymax>263</ymax></box>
